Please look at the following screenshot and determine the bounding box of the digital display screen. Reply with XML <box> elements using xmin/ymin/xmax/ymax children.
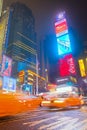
<box><xmin>57</xmin><ymin>34</ymin><xmax>72</xmax><ymax>55</ymax></box>
<box><xmin>55</xmin><ymin>18</ymin><xmax>68</xmax><ymax>37</ymax></box>
<box><xmin>3</xmin><ymin>76</ymin><xmax>16</xmax><ymax>92</ymax></box>
<box><xmin>59</xmin><ymin>54</ymin><xmax>76</xmax><ymax>76</ymax></box>
<box><xmin>78</xmin><ymin>59</ymin><xmax>86</xmax><ymax>77</ymax></box>
<box><xmin>1</xmin><ymin>55</ymin><xmax>12</xmax><ymax>76</ymax></box>
<box><xmin>17</xmin><ymin>62</ymin><xmax>26</xmax><ymax>72</ymax></box>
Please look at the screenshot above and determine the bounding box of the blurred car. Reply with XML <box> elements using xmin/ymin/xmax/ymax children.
<box><xmin>0</xmin><ymin>91</ymin><xmax>42</xmax><ymax>117</ymax></box>
<box><xmin>82</xmin><ymin>96</ymin><xmax>87</xmax><ymax>105</ymax></box>
<box><xmin>40</xmin><ymin>92</ymin><xmax>84</xmax><ymax>109</ymax></box>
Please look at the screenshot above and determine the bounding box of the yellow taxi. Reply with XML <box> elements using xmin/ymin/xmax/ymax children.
<box><xmin>41</xmin><ymin>92</ymin><xmax>84</xmax><ymax>109</ymax></box>
<box><xmin>0</xmin><ymin>91</ymin><xmax>42</xmax><ymax>117</ymax></box>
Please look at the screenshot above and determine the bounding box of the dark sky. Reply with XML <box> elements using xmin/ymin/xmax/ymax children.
<box><xmin>3</xmin><ymin>0</ymin><xmax>87</xmax><ymax>42</ymax></box>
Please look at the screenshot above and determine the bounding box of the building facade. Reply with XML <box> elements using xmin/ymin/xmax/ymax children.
<box><xmin>5</xmin><ymin>2</ymin><xmax>37</xmax><ymax>77</ymax></box>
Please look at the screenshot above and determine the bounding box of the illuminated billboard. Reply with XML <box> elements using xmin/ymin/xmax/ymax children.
<box><xmin>18</xmin><ymin>70</ymin><xmax>25</xmax><ymax>84</ymax></box>
<box><xmin>78</xmin><ymin>59</ymin><xmax>86</xmax><ymax>77</ymax></box>
<box><xmin>57</xmin><ymin>34</ymin><xmax>72</xmax><ymax>55</ymax></box>
<box><xmin>0</xmin><ymin>0</ymin><xmax>3</xmax><ymax>16</ymax></box>
<box><xmin>3</xmin><ymin>76</ymin><xmax>16</xmax><ymax>92</ymax></box>
<box><xmin>17</xmin><ymin>62</ymin><xmax>26</xmax><ymax>72</ymax></box>
<box><xmin>0</xmin><ymin>10</ymin><xmax>9</xmax><ymax>63</ymax></box>
<box><xmin>59</xmin><ymin>54</ymin><xmax>76</xmax><ymax>76</ymax></box>
<box><xmin>1</xmin><ymin>55</ymin><xmax>12</xmax><ymax>76</ymax></box>
<box><xmin>55</xmin><ymin>18</ymin><xmax>68</xmax><ymax>37</ymax></box>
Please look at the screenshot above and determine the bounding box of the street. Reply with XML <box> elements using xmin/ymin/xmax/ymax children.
<box><xmin>0</xmin><ymin>106</ymin><xmax>87</xmax><ymax>130</ymax></box>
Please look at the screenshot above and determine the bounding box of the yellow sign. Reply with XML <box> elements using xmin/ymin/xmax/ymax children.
<box><xmin>78</xmin><ymin>59</ymin><xmax>86</xmax><ymax>77</ymax></box>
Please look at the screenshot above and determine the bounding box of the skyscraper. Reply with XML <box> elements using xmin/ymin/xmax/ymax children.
<box><xmin>4</xmin><ymin>2</ymin><xmax>37</xmax><ymax>77</ymax></box>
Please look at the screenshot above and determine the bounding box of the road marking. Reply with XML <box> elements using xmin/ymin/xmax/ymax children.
<box><xmin>38</xmin><ymin>117</ymin><xmax>72</xmax><ymax>130</ymax></box>
<box><xmin>23</xmin><ymin>115</ymin><xmax>63</xmax><ymax>126</ymax></box>
<box><xmin>60</xmin><ymin>118</ymin><xmax>79</xmax><ymax>130</ymax></box>
<box><xmin>73</xmin><ymin>120</ymin><xmax>87</xmax><ymax>130</ymax></box>
<box><xmin>46</xmin><ymin>118</ymin><xmax>78</xmax><ymax>130</ymax></box>
<box><xmin>0</xmin><ymin>111</ymin><xmax>50</xmax><ymax>125</ymax></box>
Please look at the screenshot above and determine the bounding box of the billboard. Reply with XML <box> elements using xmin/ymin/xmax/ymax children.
<box><xmin>1</xmin><ymin>55</ymin><xmax>12</xmax><ymax>76</ymax></box>
<box><xmin>0</xmin><ymin>0</ymin><xmax>3</xmax><ymax>17</ymax></box>
<box><xmin>3</xmin><ymin>76</ymin><xmax>16</xmax><ymax>92</ymax></box>
<box><xmin>55</xmin><ymin>18</ymin><xmax>68</xmax><ymax>37</ymax></box>
<box><xmin>78</xmin><ymin>59</ymin><xmax>86</xmax><ymax>77</ymax></box>
<box><xmin>18</xmin><ymin>70</ymin><xmax>25</xmax><ymax>84</ymax></box>
<box><xmin>57</xmin><ymin>34</ymin><xmax>72</xmax><ymax>55</ymax></box>
<box><xmin>59</xmin><ymin>54</ymin><xmax>76</xmax><ymax>76</ymax></box>
<box><xmin>0</xmin><ymin>10</ymin><xmax>9</xmax><ymax>63</ymax></box>
<box><xmin>0</xmin><ymin>76</ymin><xmax>2</xmax><ymax>88</ymax></box>
<box><xmin>17</xmin><ymin>62</ymin><xmax>26</xmax><ymax>72</ymax></box>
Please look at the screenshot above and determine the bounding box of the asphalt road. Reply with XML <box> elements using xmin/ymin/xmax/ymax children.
<box><xmin>0</xmin><ymin>106</ymin><xmax>87</xmax><ymax>130</ymax></box>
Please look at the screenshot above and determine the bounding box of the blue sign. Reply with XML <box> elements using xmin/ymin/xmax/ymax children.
<box><xmin>17</xmin><ymin>62</ymin><xmax>27</xmax><ymax>72</ymax></box>
<box><xmin>3</xmin><ymin>76</ymin><xmax>16</xmax><ymax>92</ymax></box>
<box><xmin>57</xmin><ymin>34</ymin><xmax>72</xmax><ymax>55</ymax></box>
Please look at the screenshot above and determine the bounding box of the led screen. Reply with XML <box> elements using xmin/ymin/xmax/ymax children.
<box><xmin>1</xmin><ymin>55</ymin><xmax>12</xmax><ymax>76</ymax></box>
<box><xmin>17</xmin><ymin>62</ymin><xmax>26</xmax><ymax>72</ymax></box>
<box><xmin>55</xmin><ymin>18</ymin><xmax>68</xmax><ymax>37</ymax></box>
<box><xmin>59</xmin><ymin>54</ymin><xmax>76</xmax><ymax>76</ymax></box>
<box><xmin>0</xmin><ymin>15</ymin><xmax>8</xmax><ymax>63</ymax></box>
<box><xmin>3</xmin><ymin>76</ymin><xmax>16</xmax><ymax>92</ymax></box>
<box><xmin>57</xmin><ymin>34</ymin><xmax>72</xmax><ymax>55</ymax></box>
<box><xmin>78</xmin><ymin>59</ymin><xmax>86</xmax><ymax>77</ymax></box>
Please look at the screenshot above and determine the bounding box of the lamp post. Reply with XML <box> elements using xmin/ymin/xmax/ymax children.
<box><xmin>36</xmin><ymin>53</ymin><xmax>38</xmax><ymax>95</ymax></box>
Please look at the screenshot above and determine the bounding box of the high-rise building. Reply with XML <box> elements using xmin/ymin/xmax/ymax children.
<box><xmin>4</xmin><ymin>2</ymin><xmax>37</xmax><ymax>77</ymax></box>
<box><xmin>39</xmin><ymin>35</ymin><xmax>57</xmax><ymax>81</ymax></box>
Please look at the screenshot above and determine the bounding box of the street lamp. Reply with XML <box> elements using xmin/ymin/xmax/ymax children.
<box><xmin>36</xmin><ymin>53</ymin><xmax>38</xmax><ymax>95</ymax></box>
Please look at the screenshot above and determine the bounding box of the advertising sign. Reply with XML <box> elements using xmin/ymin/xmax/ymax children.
<box><xmin>59</xmin><ymin>54</ymin><xmax>76</xmax><ymax>76</ymax></box>
<box><xmin>17</xmin><ymin>62</ymin><xmax>26</xmax><ymax>72</ymax></box>
<box><xmin>0</xmin><ymin>76</ymin><xmax>2</xmax><ymax>88</ymax></box>
<box><xmin>57</xmin><ymin>34</ymin><xmax>72</xmax><ymax>55</ymax></box>
<box><xmin>1</xmin><ymin>55</ymin><xmax>12</xmax><ymax>76</ymax></box>
<box><xmin>56</xmin><ymin>77</ymin><xmax>70</xmax><ymax>84</ymax></box>
<box><xmin>0</xmin><ymin>0</ymin><xmax>3</xmax><ymax>17</ymax></box>
<box><xmin>0</xmin><ymin>10</ymin><xmax>9</xmax><ymax>63</ymax></box>
<box><xmin>18</xmin><ymin>70</ymin><xmax>25</xmax><ymax>84</ymax></box>
<box><xmin>55</xmin><ymin>18</ymin><xmax>68</xmax><ymax>37</ymax></box>
<box><xmin>78</xmin><ymin>59</ymin><xmax>86</xmax><ymax>77</ymax></box>
<box><xmin>3</xmin><ymin>76</ymin><xmax>16</xmax><ymax>92</ymax></box>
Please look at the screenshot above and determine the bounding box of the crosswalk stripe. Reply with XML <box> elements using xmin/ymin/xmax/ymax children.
<box><xmin>46</xmin><ymin>118</ymin><xmax>78</xmax><ymax>130</ymax></box>
<box><xmin>71</xmin><ymin>120</ymin><xmax>87</xmax><ymax>130</ymax></box>
<box><xmin>23</xmin><ymin>115</ymin><xmax>62</xmax><ymax>126</ymax></box>
<box><xmin>60</xmin><ymin>118</ymin><xmax>79</xmax><ymax>130</ymax></box>
<box><xmin>38</xmin><ymin>117</ymin><xmax>72</xmax><ymax>130</ymax></box>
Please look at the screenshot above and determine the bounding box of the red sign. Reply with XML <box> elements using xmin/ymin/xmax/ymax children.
<box><xmin>59</xmin><ymin>54</ymin><xmax>76</xmax><ymax>76</ymax></box>
<box><xmin>55</xmin><ymin>19</ymin><xmax>68</xmax><ymax>37</ymax></box>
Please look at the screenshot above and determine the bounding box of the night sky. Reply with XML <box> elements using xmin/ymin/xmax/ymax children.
<box><xmin>3</xmin><ymin>0</ymin><xmax>87</xmax><ymax>42</ymax></box>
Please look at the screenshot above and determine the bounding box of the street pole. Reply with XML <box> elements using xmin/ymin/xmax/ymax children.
<box><xmin>36</xmin><ymin>54</ymin><xmax>38</xmax><ymax>95</ymax></box>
